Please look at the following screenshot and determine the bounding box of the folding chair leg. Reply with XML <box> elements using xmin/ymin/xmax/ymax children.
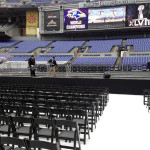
<box><xmin>86</xmin><ymin>121</ymin><xmax>90</xmax><ymax>140</ymax></box>
<box><xmin>74</xmin><ymin>138</ymin><xmax>76</xmax><ymax>150</ymax></box>
<box><xmin>84</xmin><ymin>127</ymin><xmax>86</xmax><ymax>144</ymax></box>
<box><xmin>51</xmin><ymin>137</ymin><xmax>53</xmax><ymax>143</ymax></box>
<box><xmin>77</xmin><ymin>133</ymin><xmax>81</xmax><ymax>150</ymax></box>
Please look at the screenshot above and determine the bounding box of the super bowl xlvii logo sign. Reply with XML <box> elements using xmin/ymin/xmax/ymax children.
<box><xmin>67</xmin><ymin>9</ymin><xmax>86</xmax><ymax>20</ymax></box>
<box><xmin>129</xmin><ymin>5</ymin><xmax>150</xmax><ymax>27</ymax></box>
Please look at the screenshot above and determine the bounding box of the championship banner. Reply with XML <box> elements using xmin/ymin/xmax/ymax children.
<box><xmin>26</xmin><ymin>10</ymin><xmax>38</xmax><ymax>35</ymax></box>
<box><xmin>64</xmin><ymin>9</ymin><xmax>88</xmax><ymax>30</ymax></box>
<box><xmin>126</xmin><ymin>4</ymin><xmax>150</xmax><ymax>27</ymax></box>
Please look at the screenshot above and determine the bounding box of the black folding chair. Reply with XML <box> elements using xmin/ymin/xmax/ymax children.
<box><xmin>25</xmin><ymin>139</ymin><xmax>60</xmax><ymax>150</ymax></box>
<box><xmin>33</xmin><ymin>118</ymin><xmax>55</xmax><ymax>143</ymax></box>
<box><xmin>34</xmin><ymin>107</ymin><xmax>51</xmax><ymax>119</ymax></box>
<box><xmin>69</xmin><ymin>109</ymin><xmax>90</xmax><ymax>144</ymax></box>
<box><xmin>0</xmin><ymin>136</ymin><xmax>27</xmax><ymax>150</ymax></box>
<box><xmin>55</xmin><ymin>120</ymin><xmax>81</xmax><ymax>150</ymax></box>
<box><xmin>19</xmin><ymin>106</ymin><xmax>35</xmax><ymax>118</ymax></box>
<box><xmin>10</xmin><ymin>116</ymin><xmax>33</xmax><ymax>140</ymax></box>
<box><xmin>51</xmin><ymin>108</ymin><xmax>69</xmax><ymax>120</ymax></box>
<box><xmin>1</xmin><ymin>105</ymin><xmax>19</xmax><ymax>117</ymax></box>
<box><xmin>0</xmin><ymin>115</ymin><xmax>11</xmax><ymax>136</ymax></box>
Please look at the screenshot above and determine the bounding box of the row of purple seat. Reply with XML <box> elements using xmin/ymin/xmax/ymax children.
<box><xmin>0</xmin><ymin>40</ymin><xmax>118</xmax><ymax>53</ymax></box>
<box><xmin>1</xmin><ymin>38</ymin><xmax>150</xmax><ymax>53</ymax></box>
<box><xmin>6</xmin><ymin>0</ymin><xmax>21</xmax><ymax>3</ymax></box>
<box><xmin>122</xmin><ymin>57</ymin><xmax>150</xmax><ymax>65</ymax></box>
<box><xmin>8</xmin><ymin>55</ymin><xmax>30</xmax><ymax>61</ymax></box>
<box><xmin>87</xmin><ymin>39</ymin><xmax>122</xmax><ymax>53</ymax></box>
<box><xmin>72</xmin><ymin>57</ymin><xmax>117</xmax><ymax>65</ymax></box>
<box><xmin>0</xmin><ymin>40</ymin><xmax>85</xmax><ymax>53</ymax></box>
<box><xmin>126</xmin><ymin>38</ymin><xmax>150</xmax><ymax>52</ymax></box>
<box><xmin>0</xmin><ymin>41</ymin><xmax>19</xmax><ymax>49</ymax></box>
<box><xmin>8</xmin><ymin>55</ymin><xmax>73</xmax><ymax>62</ymax></box>
<box><xmin>49</xmin><ymin>41</ymin><xmax>85</xmax><ymax>53</ymax></box>
<box><xmin>11</xmin><ymin>41</ymin><xmax>52</xmax><ymax>53</ymax></box>
<box><xmin>35</xmin><ymin>55</ymin><xmax>73</xmax><ymax>61</ymax></box>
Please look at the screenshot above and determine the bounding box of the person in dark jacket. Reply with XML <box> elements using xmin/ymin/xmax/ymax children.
<box><xmin>48</xmin><ymin>56</ymin><xmax>57</xmax><ymax>77</ymax></box>
<box><xmin>147</xmin><ymin>61</ymin><xmax>150</xmax><ymax>71</ymax></box>
<box><xmin>28</xmin><ymin>55</ymin><xmax>36</xmax><ymax>77</ymax></box>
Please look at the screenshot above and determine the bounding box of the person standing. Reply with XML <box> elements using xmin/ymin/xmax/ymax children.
<box><xmin>48</xmin><ymin>56</ymin><xmax>57</xmax><ymax>77</ymax></box>
<box><xmin>28</xmin><ymin>55</ymin><xmax>36</xmax><ymax>77</ymax></box>
<box><xmin>147</xmin><ymin>61</ymin><xmax>150</xmax><ymax>71</ymax></box>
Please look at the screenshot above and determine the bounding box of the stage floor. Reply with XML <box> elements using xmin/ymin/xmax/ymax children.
<box><xmin>0</xmin><ymin>70</ymin><xmax>150</xmax><ymax>80</ymax></box>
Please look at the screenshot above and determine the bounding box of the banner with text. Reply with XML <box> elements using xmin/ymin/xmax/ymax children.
<box><xmin>44</xmin><ymin>11</ymin><xmax>60</xmax><ymax>31</ymax></box>
<box><xmin>126</xmin><ymin>4</ymin><xmax>150</xmax><ymax>27</ymax></box>
<box><xmin>64</xmin><ymin>8</ymin><xmax>88</xmax><ymax>30</ymax></box>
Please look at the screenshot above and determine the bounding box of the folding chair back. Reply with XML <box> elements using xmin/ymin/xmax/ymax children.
<box><xmin>0</xmin><ymin>115</ymin><xmax>11</xmax><ymax>136</ymax></box>
<box><xmin>10</xmin><ymin>116</ymin><xmax>33</xmax><ymax>140</ymax></box>
<box><xmin>0</xmin><ymin>136</ymin><xmax>26</xmax><ymax>150</ymax></box>
<box><xmin>25</xmin><ymin>140</ymin><xmax>60</xmax><ymax>150</ymax></box>
<box><xmin>55</xmin><ymin>120</ymin><xmax>81</xmax><ymax>150</ymax></box>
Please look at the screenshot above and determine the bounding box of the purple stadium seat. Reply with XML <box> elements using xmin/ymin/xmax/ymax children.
<box><xmin>126</xmin><ymin>38</ymin><xmax>150</xmax><ymax>52</ymax></box>
<box><xmin>49</xmin><ymin>41</ymin><xmax>85</xmax><ymax>53</ymax></box>
<box><xmin>10</xmin><ymin>41</ymin><xmax>52</xmax><ymax>53</ymax></box>
<box><xmin>35</xmin><ymin>55</ymin><xmax>73</xmax><ymax>61</ymax></box>
<box><xmin>72</xmin><ymin>57</ymin><xmax>117</xmax><ymax>65</ymax></box>
<box><xmin>122</xmin><ymin>56</ymin><xmax>150</xmax><ymax>70</ymax></box>
<box><xmin>8</xmin><ymin>55</ymin><xmax>31</xmax><ymax>61</ymax></box>
<box><xmin>0</xmin><ymin>41</ymin><xmax>19</xmax><ymax>48</ymax></box>
<box><xmin>87</xmin><ymin>39</ymin><xmax>122</xmax><ymax>53</ymax></box>
<box><xmin>7</xmin><ymin>0</ymin><xmax>21</xmax><ymax>3</ymax></box>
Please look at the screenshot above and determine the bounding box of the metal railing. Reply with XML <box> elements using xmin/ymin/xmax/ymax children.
<box><xmin>0</xmin><ymin>62</ymin><xmax>28</xmax><ymax>70</ymax></box>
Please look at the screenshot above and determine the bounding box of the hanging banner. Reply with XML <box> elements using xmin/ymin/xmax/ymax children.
<box><xmin>64</xmin><ymin>9</ymin><xmax>88</xmax><ymax>30</ymax></box>
<box><xmin>26</xmin><ymin>10</ymin><xmax>38</xmax><ymax>35</ymax></box>
<box><xmin>44</xmin><ymin>11</ymin><xmax>60</xmax><ymax>31</ymax></box>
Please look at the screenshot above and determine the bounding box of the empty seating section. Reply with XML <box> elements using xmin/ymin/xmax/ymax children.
<box><xmin>8</xmin><ymin>55</ymin><xmax>31</xmax><ymax>61</ymax></box>
<box><xmin>87</xmin><ymin>39</ymin><xmax>122</xmax><ymax>53</ymax></box>
<box><xmin>72</xmin><ymin>57</ymin><xmax>117</xmax><ymax>72</ymax></box>
<box><xmin>11</xmin><ymin>41</ymin><xmax>52</xmax><ymax>53</ymax></box>
<box><xmin>121</xmin><ymin>57</ymin><xmax>149</xmax><ymax>71</ymax></box>
<box><xmin>0</xmin><ymin>41</ymin><xmax>19</xmax><ymax>48</ymax></box>
<box><xmin>73</xmin><ymin>57</ymin><xmax>117</xmax><ymax>65</ymax></box>
<box><xmin>49</xmin><ymin>41</ymin><xmax>85</xmax><ymax>53</ymax></box>
<box><xmin>32</xmin><ymin>0</ymin><xmax>51</xmax><ymax>3</ymax></box>
<box><xmin>0</xmin><ymin>84</ymin><xmax>109</xmax><ymax>150</ymax></box>
<box><xmin>35</xmin><ymin>55</ymin><xmax>73</xmax><ymax>61</ymax></box>
<box><xmin>122</xmin><ymin>57</ymin><xmax>150</xmax><ymax>65</ymax></box>
<box><xmin>126</xmin><ymin>38</ymin><xmax>150</xmax><ymax>52</ymax></box>
<box><xmin>4</xmin><ymin>39</ymin><xmax>150</xmax><ymax>71</ymax></box>
<box><xmin>62</xmin><ymin>0</ymin><xmax>84</xmax><ymax>3</ymax></box>
<box><xmin>7</xmin><ymin>0</ymin><xmax>21</xmax><ymax>3</ymax></box>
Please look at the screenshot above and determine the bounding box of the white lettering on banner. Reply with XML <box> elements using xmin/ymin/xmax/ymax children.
<box><xmin>70</xmin><ymin>21</ymin><xmax>82</xmax><ymax>25</ymax></box>
<box><xmin>66</xmin><ymin>24</ymin><xmax>85</xmax><ymax>29</ymax></box>
<box><xmin>129</xmin><ymin>18</ymin><xmax>150</xmax><ymax>27</ymax></box>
